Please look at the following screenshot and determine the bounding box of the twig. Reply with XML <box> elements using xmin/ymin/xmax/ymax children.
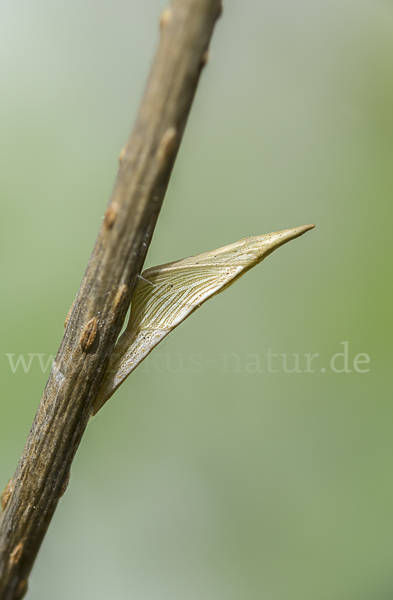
<box><xmin>0</xmin><ymin>1</ymin><xmax>222</xmax><ymax>597</ymax></box>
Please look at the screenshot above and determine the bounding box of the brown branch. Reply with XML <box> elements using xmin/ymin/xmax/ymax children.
<box><xmin>0</xmin><ymin>1</ymin><xmax>222</xmax><ymax>597</ymax></box>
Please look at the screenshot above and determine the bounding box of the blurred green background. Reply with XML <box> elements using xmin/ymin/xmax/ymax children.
<box><xmin>1</xmin><ymin>1</ymin><xmax>392</xmax><ymax>598</ymax></box>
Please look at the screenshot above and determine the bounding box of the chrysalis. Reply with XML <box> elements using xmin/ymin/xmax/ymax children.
<box><xmin>93</xmin><ymin>224</ymin><xmax>314</xmax><ymax>415</ymax></box>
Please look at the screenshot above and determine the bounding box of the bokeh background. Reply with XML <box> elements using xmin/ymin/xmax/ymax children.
<box><xmin>1</xmin><ymin>1</ymin><xmax>392</xmax><ymax>598</ymax></box>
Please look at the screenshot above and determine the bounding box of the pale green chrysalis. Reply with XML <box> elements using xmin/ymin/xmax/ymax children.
<box><xmin>93</xmin><ymin>224</ymin><xmax>314</xmax><ymax>415</ymax></box>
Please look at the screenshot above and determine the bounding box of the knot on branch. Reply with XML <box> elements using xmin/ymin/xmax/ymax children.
<box><xmin>156</xmin><ymin>127</ymin><xmax>178</xmax><ymax>172</ymax></box>
<box><xmin>80</xmin><ymin>318</ymin><xmax>98</xmax><ymax>352</ymax></box>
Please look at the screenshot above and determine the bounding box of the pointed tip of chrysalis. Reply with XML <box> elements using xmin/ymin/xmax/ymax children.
<box><xmin>282</xmin><ymin>223</ymin><xmax>315</xmax><ymax>240</ymax></box>
<box><xmin>235</xmin><ymin>223</ymin><xmax>314</xmax><ymax>267</ymax></box>
<box><xmin>295</xmin><ymin>223</ymin><xmax>315</xmax><ymax>234</ymax></box>
<box><xmin>250</xmin><ymin>223</ymin><xmax>315</xmax><ymax>257</ymax></box>
<box><xmin>276</xmin><ymin>223</ymin><xmax>315</xmax><ymax>240</ymax></box>
<box><xmin>297</xmin><ymin>223</ymin><xmax>315</xmax><ymax>231</ymax></box>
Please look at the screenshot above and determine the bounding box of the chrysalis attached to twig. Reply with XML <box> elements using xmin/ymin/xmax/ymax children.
<box><xmin>93</xmin><ymin>224</ymin><xmax>314</xmax><ymax>415</ymax></box>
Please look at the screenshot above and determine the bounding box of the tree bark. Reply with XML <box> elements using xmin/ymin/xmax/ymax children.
<box><xmin>0</xmin><ymin>1</ymin><xmax>222</xmax><ymax>597</ymax></box>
